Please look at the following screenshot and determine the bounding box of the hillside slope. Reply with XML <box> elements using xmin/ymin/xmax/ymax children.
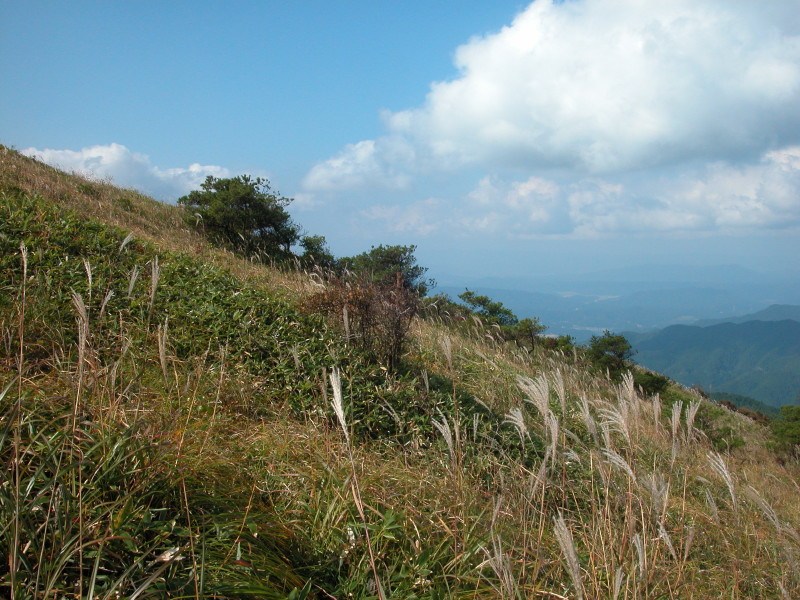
<box><xmin>3</xmin><ymin>146</ymin><xmax>800</xmax><ymax>599</ymax></box>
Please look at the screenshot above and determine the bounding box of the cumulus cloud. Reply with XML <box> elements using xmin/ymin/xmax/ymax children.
<box><xmin>363</xmin><ymin>146</ymin><xmax>800</xmax><ymax>237</ymax></box>
<box><xmin>21</xmin><ymin>143</ymin><xmax>229</xmax><ymax>200</ymax></box>
<box><xmin>306</xmin><ymin>0</ymin><xmax>800</xmax><ymax>190</ymax></box>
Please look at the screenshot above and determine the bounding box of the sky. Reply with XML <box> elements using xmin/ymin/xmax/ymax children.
<box><xmin>3</xmin><ymin>0</ymin><xmax>800</xmax><ymax>289</ymax></box>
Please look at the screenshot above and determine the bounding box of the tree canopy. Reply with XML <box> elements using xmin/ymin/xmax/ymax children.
<box><xmin>458</xmin><ymin>289</ymin><xmax>518</xmax><ymax>328</ymax></box>
<box><xmin>340</xmin><ymin>244</ymin><xmax>434</xmax><ymax>296</ymax></box>
<box><xmin>178</xmin><ymin>175</ymin><xmax>298</xmax><ymax>258</ymax></box>
<box><xmin>586</xmin><ymin>331</ymin><xmax>635</xmax><ymax>380</ymax></box>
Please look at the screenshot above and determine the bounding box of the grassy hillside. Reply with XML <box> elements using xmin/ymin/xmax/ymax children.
<box><xmin>631</xmin><ymin>320</ymin><xmax>800</xmax><ymax>407</ymax></box>
<box><xmin>3</xmin><ymin>146</ymin><xmax>800</xmax><ymax>599</ymax></box>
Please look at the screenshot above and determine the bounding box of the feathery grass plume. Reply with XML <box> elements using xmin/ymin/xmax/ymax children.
<box><xmin>98</xmin><ymin>289</ymin><xmax>114</xmax><ymax>319</ymax></box>
<box><xmin>504</xmin><ymin>407</ymin><xmax>528</xmax><ymax>447</ymax></box>
<box><xmin>747</xmin><ymin>485</ymin><xmax>782</xmax><ymax>533</ymax></box>
<box><xmin>83</xmin><ymin>257</ymin><xmax>93</xmax><ymax>300</ymax></box>
<box><xmin>598</xmin><ymin>404</ymin><xmax>631</xmax><ymax>448</ymax></box>
<box><xmin>682</xmin><ymin>525</ymin><xmax>696</xmax><ymax>562</ymax></box>
<box><xmin>546</xmin><ymin>411</ymin><xmax>560</xmax><ymax>460</ymax></box>
<box><xmin>553</xmin><ymin>369</ymin><xmax>566</xmax><ymax>417</ymax></box>
<box><xmin>658</xmin><ymin>522</ymin><xmax>678</xmax><ymax>561</ymax></box>
<box><xmin>704</xmin><ymin>488</ymin><xmax>720</xmax><ymax>523</ymax></box>
<box><xmin>329</xmin><ymin>366</ymin><xmax>349</xmax><ymax>445</ymax></box>
<box><xmin>578</xmin><ymin>396</ymin><xmax>600</xmax><ymax>447</ymax></box>
<box><xmin>620</xmin><ymin>371</ymin><xmax>636</xmax><ymax>403</ymax></box>
<box><xmin>127</xmin><ymin>264</ymin><xmax>140</xmax><ymax>298</ymax></box>
<box><xmin>670</xmin><ymin>400</ymin><xmax>683</xmax><ymax>462</ymax></box>
<box><xmin>433</xmin><ymin>409</ymin><xmax>455</xmax><ymax>462</ymax></box>
<box><xmin>707</xmin><ymin>451</ymin><xmax>738</xmax><ymax>515</ymax></box>
<box><xmin>633</xmin><ymin>532</ymin><xmax>647</xmax><ymax>579</ymax></box>
<box><xmin>640</xmin><ymin>471</ymin><xmax>670</xmax><ymax>524</ymax></box>
<box><xmin>481</xmin><ymin>498</ymin><xmax>518</xmax><ymax>599</ymax></box>
<box><xmin>440</xmin><ymin>334</ymin><xmax>453</xmax><ymax>372</ymax></box>
<box><xmin>602</xmin><ymin>447</ymin><xmax>636</xmax><ymax>481</ymax></box>
<box><xmin>71</xmin><ymin>290</ymin><xmax>89</xmax><ymax>372</ymax></box>
<box><xmin>157</xmin><ymin>318</ymin><xmax>170</xmax><ymax>383</ymax></box>
<box><xmin>613</xmin><ymin>567</ymin><xmax>626</xmax><ymax>600</ymax></box>
<box><xmin>553</xmin><ymin>513</ymin><xmax>584</xmax><ymax>600</ymax></box>
<box><xmin>686</xmin><ymin>400</ymin><xmax>701</xmax><ymax>441</ymax></box>
<box><xmin>118</xmin><ymin>231</ymin><xmax>134</xmax><ymax>253</ymax></box>
<box><xmin>149</xmin><ymin>256</ymin><xmax>160</xmax><ymax>311</ymax></box>
<box><xmin>651</xmin><ymin>394</ymin><xmax>663</xmax><ymax>432</ymax></box>
<box><xmin>518</xmin><ymin>374</ymin><xmax>550</xmax><ymax>420</ymax></box>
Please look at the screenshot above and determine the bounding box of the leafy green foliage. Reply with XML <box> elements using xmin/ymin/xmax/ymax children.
<box><xmin>299</xmin><ymin>234</ymin><xmax>336</xmax><ymax>270</ymax></box>
<box><xmin>633</xmin><ymin>370</ymin><xmax>670</xmax><ymax>396</ymax></box>
<box><xmin>178</xmin><ymin>175</ymin><xmax>298</xmax><ymax>258</ymax></box>
<box><xmin>586</xmin><ymin>331</ymin><xmax>635</xmax><ymax>381</ymax></box>
<box><xmin>339</xmin><ymin>244</ymin><xmax>433</xmax><ymax>296</ymax></box>
<box><xmin>771</xmin><ymin>404</ymin><xmax>800</xmax><ymax>455</ymax></box>
<box><xmin>458</xmin><ymin>289</ymin><xmax>518</xmax><ymax>327</ymax></box>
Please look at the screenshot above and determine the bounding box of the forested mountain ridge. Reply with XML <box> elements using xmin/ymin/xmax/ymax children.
<box><xmin>628</xmin><ymin>319</ymin><xmax>800</xmax><ymax>407</ymax></box>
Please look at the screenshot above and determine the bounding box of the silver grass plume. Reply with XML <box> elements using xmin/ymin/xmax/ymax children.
<box><xmin>99</xmin><ymin>289</ymin><xmax>114</xmax><ymax>319</ymax></box>
<box><xmin>707</xmin><ymin>451</ymin><xmax>737</xmax><ymax>514</ymax></box>
<box><xmin>329</xmin><ymin>367</ymin><xmax>350</xmax><ymax>445</ymax></box>
<box><xmin>633</xmin><ymin>532</ymin><xmax>646</xmax><ymax>578</ymax></box>
<box><xmin>620</xmin><ymin>371</ymin><xmax>636</xmax><ymax>403</ymax></box>
<box><xmin>686</xmin><ymin>400</ymin><xmax>701</xmax><ymax>441</ymax></box>
<box><xmin>602</xmin><ymin>447</ymin><xmax>636</xmax><ymax>481</ymax></box>
<box><xmin>598</xmin><ymin>404</ymin><xmax>632</xmax><ymax>448</ymax></box>
<box><xmin>658</xmin><ymin>522</ymin><xmax>678</xmax><ymax>561</ymax></box>
<box><xmin>553</xmin><ymin>369</ymin><xmax>566</xmax><ymax>417</ymax></box>
<box><xmin>127</xmin><ymin>265</ymin><xmax>140</xmax><ymax>298</ymax></box>
<box><xmin>578</xmin><ymin>396</ymin><xmax>599</xmax><ymax>447</ymax></box>
<box><xmin>640</xmin><ymin>471</ymin><xmax>670</xmax><ymax>524</ymax></box>
<box><xmin>149</xmin><ymin>256</ymin><xmax>160</xmax><ymax>310</ymax></box>
<box><xmin>613</xmin><ymin>567</ymin><xmax>626</xmax><ymax>600</ymax></box>
<box><xmin>651</xmin><ymin>394</ymin><xmax>663</xmax><ymax>432</ymax></box>
<box><xmin>519</xmin><ymin>374</ymin><xmax>550</xmax><ymax>421</ymax></box>
<box><xmin>553</xmin><ymin>513</ymin><xmax>584</xmax><ymax>600</ymax></box>
<box><xmin>83</xmin><ymin>257</ymin><xmax>93</xmax><ymax>300</ymax></box>
<box><xmin>503</xmin><ymin>407</ymin><xmax>528</xmax><ymax>447</ymax></box>
<box><xmin>432</xmin><ymin>409</ymin><xmax>455</xmax><ymax>462</ymax></box>
<box><xmin>119</xmin><ymin>232</ymin><xmax>134</xmax><ymax>253</ymax></box>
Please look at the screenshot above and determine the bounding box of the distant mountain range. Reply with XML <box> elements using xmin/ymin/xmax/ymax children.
<box><xmin>625</xmin><ymin>306</ymin><xmax>800</xmax><ymax>407</ymax></box>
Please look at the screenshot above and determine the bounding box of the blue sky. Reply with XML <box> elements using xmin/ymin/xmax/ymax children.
<box><xmin>3</xmin><ymin>0</ymin><xmax>799</xmax><ymax>288</ymax></box>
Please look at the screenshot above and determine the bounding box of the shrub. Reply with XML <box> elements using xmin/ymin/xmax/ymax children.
<box><xmin>306</xmin><ymin>275</ymin><xmax>419</xmax><ymax>371</ymax></box>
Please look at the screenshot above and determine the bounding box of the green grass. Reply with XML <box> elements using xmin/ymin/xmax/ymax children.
<box><xmin>3</xmin><ymin>146</ymin><xmax>800</xmax><ymax>599</ymax></box>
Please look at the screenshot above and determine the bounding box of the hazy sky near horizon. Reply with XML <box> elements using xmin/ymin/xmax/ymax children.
<box><xmin>3</xmin><ymin>0</ymin><xmax>799</xmax><ymax>285</ymax></box>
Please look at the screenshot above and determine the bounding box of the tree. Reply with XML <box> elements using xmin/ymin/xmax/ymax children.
<box><xmin>299</xmin><ymin>234</ymin><xmax>336</xmax><ymax>270</ymax></box>
<box><xmin>178</xmin><ymin>175</ymin><xmax>298</xmax><ymax>258</ymax></box>
<box><xmin>340</xmin><ymin>245</ymin><xmax>433</xmax><ymax>296</ymax></box>
<box><xmin>586</xmin><ymin>331</ymin><xmax>635</xmax><ymax>381</ymax></box>
<box><xmin>458</xmin><ymin>289</ymin><xmax>518</xmax><ymax>327</ymax></box>
<box><xmin>510</xmin><ymin>317</ymin><xmax>547</xmax><ymax>349</ymax></box>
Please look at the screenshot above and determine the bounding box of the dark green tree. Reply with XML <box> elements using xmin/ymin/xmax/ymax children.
<box><xmin>299</xmin><ymin>234</ymin><xmax>336</xmax><ymax>270</ymax></box>
<box><xmin>458</xmin><ymin>289</ymin><xmax>518</xmax><ymax>327</ymax></box>
<box><xmin>510</xmin><ymin>317</ymin><xmax>547</xmax><ymax>349</ymax></box>
<box><xmin>340</xmin><ymin>244</ymin><xmax>433</xmax><ymax>295</ymax></box>
<box><xmin>586</xmin><ymin>331</ymin><xmax>635</xmax><ymax>381</ymax></box>
<box><xmin>178</xmin><ymin>175</ymin><xmax>298</xmax><ymax>258</ymax></box>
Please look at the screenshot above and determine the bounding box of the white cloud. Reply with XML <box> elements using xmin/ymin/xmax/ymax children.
<box><xmin>305</xmin><ymin>0</ymin><xmax>800</xmax><ymax>190</ymax></box>
<box><xmin>21</xmin><ymin>143</ymin><xmax>229</xmax><ymax>200</ymax></box>
<box><xmin>362</xmin><ymin>146</ymin><xmax>800</xmax><ymax>238</ymax></box>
